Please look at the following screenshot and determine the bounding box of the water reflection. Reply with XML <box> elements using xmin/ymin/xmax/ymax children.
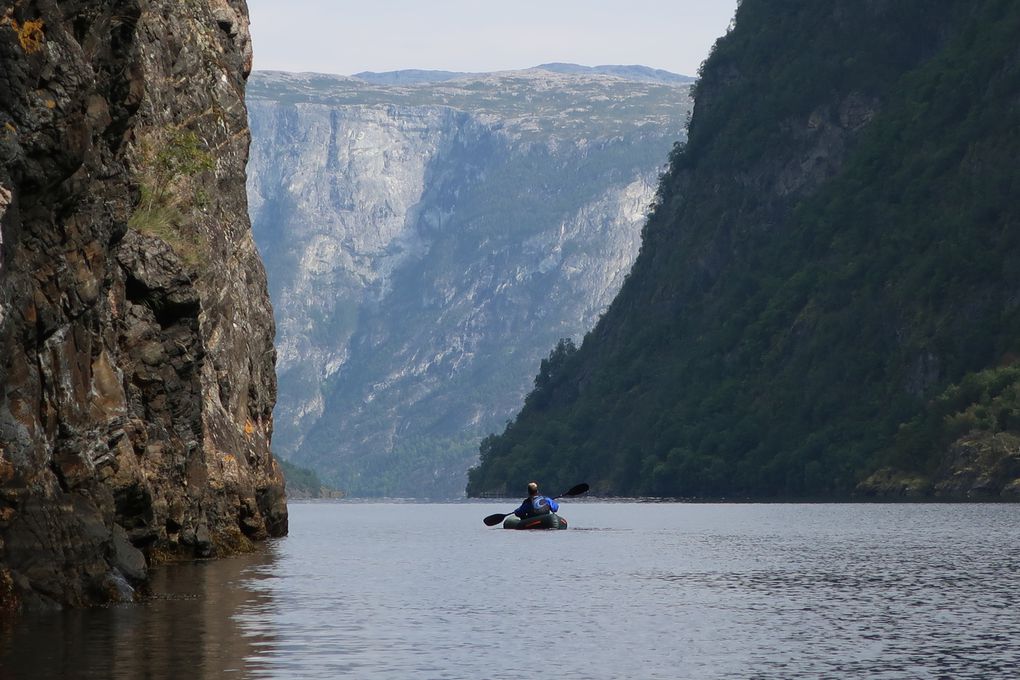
<box><xmin>4</xmin><ymin>503</ymin><xmax>1020</xmax><ymax>679</ymax></box>
<box><xmin>0</xmin><ymin>547</ymin><xmax>280</xmax><ymax>680</ymax></box>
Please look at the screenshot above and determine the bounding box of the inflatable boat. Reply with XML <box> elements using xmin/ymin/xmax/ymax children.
<box><xmin>502</xmin><ymin>512</ymin><xmax>568</xmax><ymax>530</ymax></box>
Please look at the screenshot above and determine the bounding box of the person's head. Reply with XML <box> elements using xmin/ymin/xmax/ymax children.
<box><xmin>527</xmin><ymin>481</ymin><xmax>538</xmax><ymax>496</ymax></box>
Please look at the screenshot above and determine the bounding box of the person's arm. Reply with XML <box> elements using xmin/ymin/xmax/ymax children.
<box><xmin>548</xmin><ymin>497</ymin><xmax>559</xmax><ymax>512</ymax></box>
<box><xmin>513</xmin><ymin>500</ymin><xmax>528</xmax><ymax>518</ymax></box>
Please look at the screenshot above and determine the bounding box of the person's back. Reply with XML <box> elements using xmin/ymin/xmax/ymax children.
<box><xmin>513</xmin><ymin>481</ymin><xmax>559</xmax><ymax>518</ymax></box>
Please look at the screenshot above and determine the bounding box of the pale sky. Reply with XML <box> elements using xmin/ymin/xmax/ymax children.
<box><xmin>246</xmin><ymin>0</ymin><xmax>738</xmax><ymax>77</ymax></box>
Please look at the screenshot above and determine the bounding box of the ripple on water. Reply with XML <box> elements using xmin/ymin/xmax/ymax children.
<box><xmin>2</xmin><ymin>502</ymin><xmax>1019</xmax><ymax>679</ymax></box>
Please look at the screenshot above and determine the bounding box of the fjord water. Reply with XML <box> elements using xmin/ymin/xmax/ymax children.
<box><xmin>3</xmin><ymin>502</ymin><xmax>1019</xmax><ymax>679</ymax></box>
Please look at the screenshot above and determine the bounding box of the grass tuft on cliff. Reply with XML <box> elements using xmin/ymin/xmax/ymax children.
<box><xmin>128</xmin><ymin>128</ymin><xmax>213</xmax><ymax>265</ymax></box>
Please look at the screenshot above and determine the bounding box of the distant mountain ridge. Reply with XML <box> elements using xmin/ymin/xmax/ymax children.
<box><xmin>350</xmin><ymin>63</ymin><xmax>693</xmax><ymax>86</ymax></box>
<box><xmin>534</xmin><ymin>63</ymin><xmax>695</xmax><ymax>84</ymax></box>
<box><xmin>248</xmin><ymin>68</ymin><xmax>687</xmax><ymax>138</ymax></box>
<box><xmin>351</xmin><ymin>69</ymin><xmax>470</xmax><ymax>85</ymax></box>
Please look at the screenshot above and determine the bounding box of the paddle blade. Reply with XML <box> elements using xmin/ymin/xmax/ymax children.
<box><xmin>483</xmin><ymin>512</ymin><xmax>509</xmax><ymax>526</ymax></box>
<box><xmin>562</xmin><ymin>482</ymin><xmax>590</xmax><ymax>497</ymax></box>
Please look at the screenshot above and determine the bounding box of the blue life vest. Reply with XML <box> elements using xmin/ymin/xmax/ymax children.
<box><xmin>519</xmin><ymin>495</ymin><xmax>553</xmax><ymax>517</ymax></box>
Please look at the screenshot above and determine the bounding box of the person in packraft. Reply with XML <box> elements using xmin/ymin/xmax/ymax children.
<box><xmin>513</xmin><ymin>481</ymin><xmax>559</xmax><ymax>518</ymax></box>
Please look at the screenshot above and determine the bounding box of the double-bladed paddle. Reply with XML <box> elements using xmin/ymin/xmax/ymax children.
<box><xmin>483</xmin><ymin>482</ymin><xmax>590</xmax><ymax>526</ymax></box>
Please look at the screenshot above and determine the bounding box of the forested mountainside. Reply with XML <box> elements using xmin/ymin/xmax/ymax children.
<box><xmin>468</xmin><ymin>0</ymin><xmax>1020</xmax><ymax>500</ymax></box>
<box><xmin>247</xmin><ymin>69</ymin><xmax>692</xmax><ymax>497</ymax></box>
<box><xmin>1</xmin><ymin>1</ymin><xmax>286</xmax><ymax>612</ymax></box>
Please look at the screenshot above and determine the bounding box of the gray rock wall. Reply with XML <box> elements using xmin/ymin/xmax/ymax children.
<box><xmin>0</xmin><ymin>0</ymin><xmax>286</xmax><ymax>612</ymax></box>
<box><xmin>247</xmin><ymin>71</ymin><xmax>692</xmax><ymax>497</ymax></box>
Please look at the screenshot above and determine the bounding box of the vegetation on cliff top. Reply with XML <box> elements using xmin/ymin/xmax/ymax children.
<box><xmin>467</xmin><ymin>0</ymin><xmax>1020</xmax><ymax>499</ymax></box>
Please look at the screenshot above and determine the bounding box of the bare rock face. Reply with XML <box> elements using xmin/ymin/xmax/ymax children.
<box><xmin>247</xmin><ymin>70</ymin><xmax>693</xmax><ymax>497</ymax></box>
<box><xmin>0</xmin><ymin>0</ymin><xmax>286</xmax><ymax>613</ymax></box>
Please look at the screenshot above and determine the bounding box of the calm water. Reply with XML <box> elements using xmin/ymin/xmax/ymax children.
<box><xmin>2</xmin><ymin>502</ymin><xmax>1020</xmax><ymax>679</ymax></box>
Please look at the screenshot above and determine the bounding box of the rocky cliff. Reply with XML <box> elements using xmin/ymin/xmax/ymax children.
<box><xmin>0</xmin><ymin>0</ymin><xmax>286</xmax><ymax>612</ymax></box>
<box><xmin>247</xmin><ymin>70</ymin><xmax>692</xmax><ymax>497</ymax></box>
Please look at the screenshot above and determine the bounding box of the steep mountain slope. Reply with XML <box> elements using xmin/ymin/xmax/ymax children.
<box><xmin>467</xmin><ymin>0</ymin><xmax>1020</xmax><ymax>499</ymax></box>
<box><xmin>247</xmin><ymin>69</ymin><xmax>692</xmax><ymax>497</ymax></box>
<box><xmin>0</xmin><ymin>0</ymin><xmax>286</xmax><ymax>612</ymax></box>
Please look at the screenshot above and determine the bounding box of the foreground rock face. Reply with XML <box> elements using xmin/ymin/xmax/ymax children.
<box><xmin>247</xmin><ymin>70</ymin><xmax>692</xmax><ymax>497</ymax></box>
<box><xmin>0</xmin><ymin>0</ymin><xmax>286</xmax><ymax>612</ymax></box>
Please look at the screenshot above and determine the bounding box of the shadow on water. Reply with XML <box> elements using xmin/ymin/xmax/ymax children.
<box><xmin>0</xmin><ymin>546</ymin><xmax>281</xmax><ymax>680</ymax></box>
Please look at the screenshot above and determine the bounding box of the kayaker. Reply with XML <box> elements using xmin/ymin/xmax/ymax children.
<box><xmin>513</xmin><ymin>481</ymin><xmax>559</xmax><ymax>518</ymax></box>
